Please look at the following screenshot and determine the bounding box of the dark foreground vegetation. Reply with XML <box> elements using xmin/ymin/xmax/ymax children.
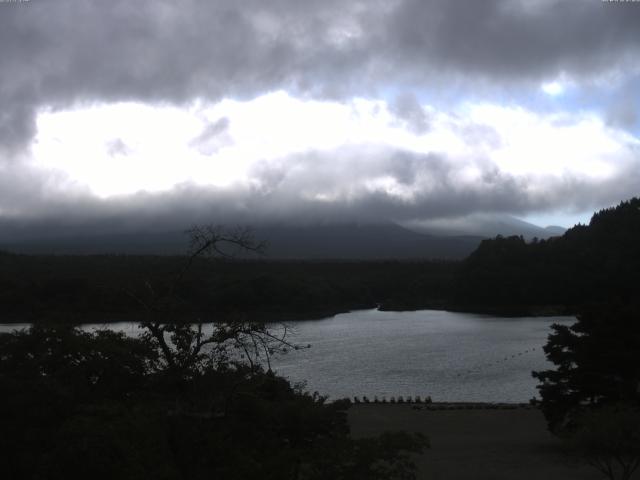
<box><xmin>531</xmin><ymin>300</ymin><xmax>640</xmax><ymax>480</ymax></box>
<box><xmin>0</xmin><ymin>325</ymin><xmax>427</xmax><ymax>480</ymax></box>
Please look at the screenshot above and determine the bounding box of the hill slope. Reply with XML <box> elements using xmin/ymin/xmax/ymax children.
<box><xmin>405</xmin><ymin>213</ymin><xmax>566</xmax><ymax>240</ymax></box>
<box><xmin>453</xmin><ymin>197</ymin><xmax>640</xmax><ymax>312</ymax></box>
<box><xmin>2</xmin><ymin>223</ymin><xmax>482</xmax><ymax>260</ymax></box>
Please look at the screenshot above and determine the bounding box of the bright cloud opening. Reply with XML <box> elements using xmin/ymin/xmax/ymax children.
<box><xmin>29</xmin><ymin>92</ymin><xmax>639</xmax><ymax>216</ymax></box>
<box><xmin>541</xmin><ymin>81</ymin><xmax>565</xmax><ymax>96</ymax></box>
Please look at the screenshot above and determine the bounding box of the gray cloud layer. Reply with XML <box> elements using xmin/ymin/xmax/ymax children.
<box><xmin>1</xmin><ymin>0</ymin><xmax>639</xmax><ymax>153</ymax></box>
<box><xmin>2</xmin><ymin>144</ymin><xmax>638</xmax><ymax>241</ymax></box>
<box><xmin>1</xmin><ymin>0</ymin><xmax>639</xmax><ymax>238</ymax></box>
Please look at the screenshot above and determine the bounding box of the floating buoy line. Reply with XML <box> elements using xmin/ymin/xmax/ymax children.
<box><xmin>454</xmin><ymin>346</ymin><xmax>540</xmax><ymax>378</ymax></box>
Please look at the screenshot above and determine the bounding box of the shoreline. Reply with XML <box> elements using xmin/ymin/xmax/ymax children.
<box><xmin>0</xmin><ymin>303</ymin><xmax>575</xmax><ymax>326</ymax></box>
<box><xmin>346</xmin><ymin>400</ymin><xmax>536</xmax><ymax>410</ymax></box>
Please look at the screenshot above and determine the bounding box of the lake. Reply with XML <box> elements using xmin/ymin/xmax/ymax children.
<box><xmin>0</xmin><ymin>309</ymin><xmax>574</xmax><ymax>402</ymax></box>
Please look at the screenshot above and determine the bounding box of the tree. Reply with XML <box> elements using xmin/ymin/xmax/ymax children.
<box><xmin>532</xmin><ymin>303</ymin><xmax>640</xmax><ymax>433</ymax></box>
<box><xmin>533</xmin><ymin>303</ymin><xmax>640</xmax><ymax>479</ymax></box>
<box><xmin>123</xmin><ymin>224</ymin><xmax>308</xmax><ymax>387</ymax></box>
<box><xmin>0</xmin><ymin>225</ymin><xmax>428</xmax><ymax>479</ymax></box>
<box><xmin>454</xmin><ymin>197</ymin><xmax>640</xmax><ymax>313</ymax></box>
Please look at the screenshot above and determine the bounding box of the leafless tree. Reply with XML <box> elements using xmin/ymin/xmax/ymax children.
<box><xmin>126</xmin><ymin>225</ymin><xmax>304</xmax><ymax>377</ymax></box>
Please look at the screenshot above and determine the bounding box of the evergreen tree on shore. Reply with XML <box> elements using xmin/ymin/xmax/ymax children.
<box><xmin>533</xmin><ymin>303</ymin><xmax>640</xmax><ymax>432</ymax></box>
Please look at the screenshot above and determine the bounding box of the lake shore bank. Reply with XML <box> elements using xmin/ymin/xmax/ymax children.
<box><xmin>348</xmin><ymin>404</ymin><xmax>599</xmax><ymax>480</ymax></box>
<box><xmin>0</xmin><ymin>302</ymin><xmax>574</xmax><ymax>325</ymax></box>
<box><xmin>0</xmin><ymin>306</ymin><xmax>359</xmax><ymax>325</ymax></box>
<box><xmin>378</xmin><ymin>300</ymin><xmax>573</xmax><ymax>317</ymax></box>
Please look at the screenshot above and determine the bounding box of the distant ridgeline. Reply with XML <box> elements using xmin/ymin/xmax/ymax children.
<box><xmin>453</xmin><ymin>197</ymin><xmax>640</xmax><ymax>314</ymax></box>
<box><xmin>1</xmin><ymin>198</ymin><xmax>638</xmax><ymax>322</ymax></box>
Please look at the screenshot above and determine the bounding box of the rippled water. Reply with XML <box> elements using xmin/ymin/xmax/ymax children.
<box><xmin>0</xmin><ymin>309</ymin><xmax>574</xmax><ymax>402</ymax></box>
<box><xmin>268</xmin><ymin>309</ymin><xmax>573</xmax><ymax>402</ymax></box>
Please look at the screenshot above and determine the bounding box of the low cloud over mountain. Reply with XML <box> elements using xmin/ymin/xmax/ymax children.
<box><xmin>1</xmin><ymin>1</ymin><xmax>639</xmax><ymax>247</ymax></box>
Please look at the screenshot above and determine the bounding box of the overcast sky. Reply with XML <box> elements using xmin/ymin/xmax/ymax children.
<box><xmin>1</xmin><ymin>0</ymin><xmax>639</xmax><ymax>239</ymax></box>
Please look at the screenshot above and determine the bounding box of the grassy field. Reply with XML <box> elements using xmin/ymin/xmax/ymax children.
<box><xmin>348</xmin><ymin>404</ymin><xmax>604</xmax><ymax>480</ymax></box>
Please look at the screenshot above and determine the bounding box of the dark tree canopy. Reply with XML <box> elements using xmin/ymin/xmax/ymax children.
<box><xmin>454</xmin><ymin>197</ymin><xmax>640</xmax><ymax>313</ymax></box>
<box><xmin>533</xmin><ymin>303</ymin><xmax>640</xmax><ymax>432</ymax></box>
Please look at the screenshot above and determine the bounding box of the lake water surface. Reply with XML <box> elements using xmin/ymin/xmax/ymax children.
<box><xmin>0</xmin><ymin>309</ymin><xmax>574</xmax><ymax>402</ymax></box>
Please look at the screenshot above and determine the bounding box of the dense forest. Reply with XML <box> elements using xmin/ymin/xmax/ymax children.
<box><xmin>453</xmin><ymin>197</ymin><xmax>640</xmax><ymax>314</ymax></box>
<box><xmin>0</xmin><ymin>254</ymin><xmax>457</xmax><ymax>323</ymax></box>
<box><xmin>1</xmin><ymin>197</ymin><xmax>638</xmax><ymax>323</ymax></box>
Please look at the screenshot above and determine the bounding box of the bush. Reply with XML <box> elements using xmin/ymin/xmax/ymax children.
<box><xmin>0</xmin><ymin>326</ymin><xmax>428</xmax><ymax>479</ymax></box>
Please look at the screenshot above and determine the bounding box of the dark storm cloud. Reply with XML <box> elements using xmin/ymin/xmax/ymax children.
<box><xmin>0</xmin><ymin>162</ymin><xmax>93</xmax><ymax>227</ymax></box>
<box><xmin>381</xmin><ymin>0</ymin><xmax>640</xmax><ymax>83</ymax></box>
<box><xmin>0</xmin><ymin>0</ymin><xmax>375</xmax><ymax>155</ymax></box>
<box><xmin>1</xmin><ymin>0</ymin><xmax>639</xmax><ymax>155</ymax></box>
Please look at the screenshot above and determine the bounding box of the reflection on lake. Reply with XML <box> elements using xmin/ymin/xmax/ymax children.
<box><xmin>0</xmin><ymin>309</ymin><xmax>574</xmax><ymax>402</ymax></box>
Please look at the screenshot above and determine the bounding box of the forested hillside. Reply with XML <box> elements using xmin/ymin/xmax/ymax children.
<box><xmin>453</xmin><ymin>198</ymin><xmax>640</xmax><ymax>313</ymax></box>
<box><xmin>0</xmin><ymin>255</ymin><xmax>456</xmax><ymax>323</ymax></box>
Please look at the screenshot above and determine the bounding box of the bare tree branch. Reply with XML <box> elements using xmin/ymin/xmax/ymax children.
<box><xmin>122</xmin><ymin>225</ymin><xmax>306</xmax><ymax>378</ymax></box>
